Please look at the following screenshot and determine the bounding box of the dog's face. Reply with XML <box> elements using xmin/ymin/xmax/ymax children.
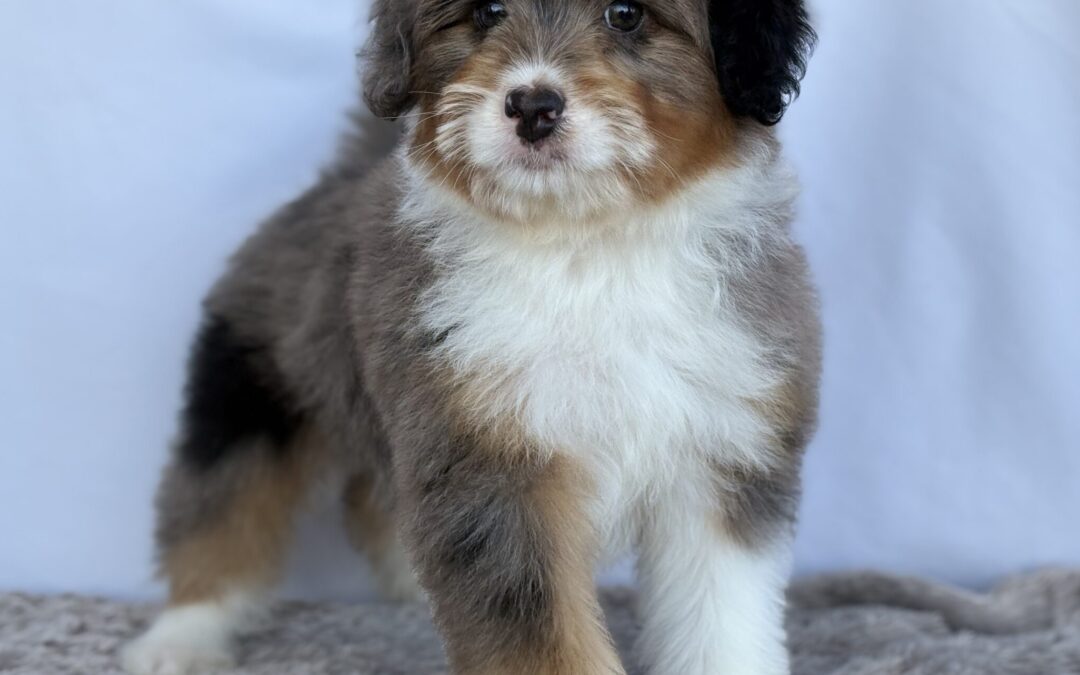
<box><xmin>364</xmin><ymin>0</ymin><xmax>814</xmax><ymax>223</ymax></box>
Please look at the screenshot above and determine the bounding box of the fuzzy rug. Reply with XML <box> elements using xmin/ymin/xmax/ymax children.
<box><xmin>2</xmin><ymin>570</ymin><xmax>1079</xmax><ymax>674</ymax></box>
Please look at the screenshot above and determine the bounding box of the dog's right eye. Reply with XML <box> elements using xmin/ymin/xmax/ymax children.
<box><xmin>605</xmin><ymin>1</ymin><xmax>645</xmax><ymax>32</ymax></box>
<box><xmin>474</xmin><ymin>2</ymin><xmax>507</xmax><ymax>30</ymax></box>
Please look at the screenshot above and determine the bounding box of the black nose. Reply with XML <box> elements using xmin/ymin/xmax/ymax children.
<box><xmin>505</xmin><ymin>87</ymin><xmax>565</xmax><ymax>143</ymax></box>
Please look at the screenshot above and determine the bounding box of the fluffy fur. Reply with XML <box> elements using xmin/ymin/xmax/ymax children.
<box><xmin>126</xmin><ymin>1</ymin><xmax>819</xmax><ymax>673</ymax></box>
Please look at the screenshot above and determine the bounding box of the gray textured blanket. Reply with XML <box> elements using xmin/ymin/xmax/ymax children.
<box><xmin>2</xmin><ymin>570</ymin><xmax>1079</xmax><ymax>674</ymax></box>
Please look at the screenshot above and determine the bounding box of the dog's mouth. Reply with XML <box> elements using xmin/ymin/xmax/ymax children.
<box><xmin>509</xmin><ymin>134</ymin><xmax>571</xmax><ymax>170</ymax></box>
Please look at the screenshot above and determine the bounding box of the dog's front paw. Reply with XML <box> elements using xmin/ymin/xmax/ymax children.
<box><xmin>121</xmin><ymin>605</ymin><xmax>237</xmax><ymax>675</ymax></box>
<box><xmin>121</xmin><ymin>638</ymin><xmax>233</xmax><ymax>675</ymax></box>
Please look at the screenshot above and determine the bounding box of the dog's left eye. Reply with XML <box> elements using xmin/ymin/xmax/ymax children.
<box><xmin>475</xmin><ymin>2</ymin><xmax>507</xmax><ymax>30</ymax></box>
<box><xmin>604</xmin><ymin>1</ymin><xmax>645</xmax><ymax>32</ymax></box>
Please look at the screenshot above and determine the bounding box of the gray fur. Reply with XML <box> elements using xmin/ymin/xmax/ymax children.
<box><xmin>361</xmin><ymin>1</ymin><xmax>416</xmax><ymax>118</ymax></box>
<box><xmin>714</xmin><ymin>194</ymin><xmax>822</xmax><ymax>548</ymax></box>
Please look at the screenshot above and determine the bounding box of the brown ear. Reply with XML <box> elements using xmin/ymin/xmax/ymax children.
<box><xmin>361</xmin><ymin>0</ymin><xmax>416</xmax><ymax>119</ymax></box>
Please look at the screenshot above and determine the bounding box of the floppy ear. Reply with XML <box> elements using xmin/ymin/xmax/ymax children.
<box><xmin>361</xmin><ymin>0</ymin><xmax>416</xmax><ymax>119</ymax></box>
<box><xmin>709</xmin><ymin>0</ymin><xmax>817</xmax><ymax>126</ymax></box>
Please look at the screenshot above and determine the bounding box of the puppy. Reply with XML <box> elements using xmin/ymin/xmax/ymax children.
<box><xmin>123</xmin><ymin>1</ymin><xmax>819</xmax><ymax>673</ymax></box>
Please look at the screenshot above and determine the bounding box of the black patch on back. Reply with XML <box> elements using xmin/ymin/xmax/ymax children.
<box><xmin>178</xmin><ymin>315</ymin><xmax>301</xmax><ymax>471</ymax></box>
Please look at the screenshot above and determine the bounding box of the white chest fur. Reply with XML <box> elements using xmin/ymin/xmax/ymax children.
<box><xmin>400</xmin><ymin>161</ymin><xmax>796</xmax><ymax>551</ymax></box>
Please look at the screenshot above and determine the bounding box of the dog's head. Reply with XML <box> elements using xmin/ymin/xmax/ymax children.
<box><xmin>363</xmin><ymin>0</ymin><xmax>815</xmax><ymax>223</ymax></box>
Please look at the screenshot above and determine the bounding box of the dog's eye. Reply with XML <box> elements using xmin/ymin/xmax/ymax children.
<box><xmin>475</xmin><ymin>2</ymin><xmax>507</xmax><ymax>30</ymax></box>
<box><xmin>604</xmin><ymin>1</ymin><xmax>645</xmax><ymax>32</ymax></box>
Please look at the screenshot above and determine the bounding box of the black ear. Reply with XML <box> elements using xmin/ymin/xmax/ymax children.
<box><xmin>709</xmin><ymin>0</ymin><xmax>817</xmax><ymax>126</ymax></box>
<box><xmin>361</xmin><ymin>0</ymin><xmax>416</xmax><ymax>119</ymax></box>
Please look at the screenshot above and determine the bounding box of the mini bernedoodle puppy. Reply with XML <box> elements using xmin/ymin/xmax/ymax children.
<box><xmin>124</xmin><ymin>1</ymin><xmax>819</xmax><ymax>673</ymax></box>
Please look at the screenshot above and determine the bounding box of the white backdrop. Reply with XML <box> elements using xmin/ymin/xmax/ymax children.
<box><xmin>1</xmin><ymin>0</ymin><xmax>1078</xmax><ymax>600</ymax></box>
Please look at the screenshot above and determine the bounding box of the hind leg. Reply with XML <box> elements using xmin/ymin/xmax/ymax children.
<box><xmin>123</xmin><ymin>318</ymin><xmax>315</xmax><ymax>675</ymax></box>
<box><xmin>343</xmin><ymin>474</ymin><xmax>424</xmax><ymax>603</ymax></box>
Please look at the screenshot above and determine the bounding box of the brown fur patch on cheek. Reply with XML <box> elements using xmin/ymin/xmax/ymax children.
<box><xmin>409</xmin><ymin>99</ymin><xmax>469</xmax><ymax>203</ymax></box>
<box><xmin>570</xmin><ymin>54</ymin><xmax>736</xmax><ymax>205</ymax></box>
<box><xmin>407</xmin><ymin>50</ymin><xmax>506</xmax><ymax>204</ymax></box>
<box><xmin>639</xmin><ymin>92</ymin><xmax>736</xmax><ymax>199</ymax></box>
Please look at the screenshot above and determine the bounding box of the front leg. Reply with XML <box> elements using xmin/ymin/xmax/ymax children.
<box><xmin>635</xmin><ymin>465</ymin><xmax>798</xmax><ymax>675</ymax></box>
<box><xmin>401</xmin><ymin>449</ymin><xmax>624</xmax><ymax>675</ymax></box>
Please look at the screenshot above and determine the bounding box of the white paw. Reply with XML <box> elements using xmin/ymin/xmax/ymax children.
<box><xmin>121</xmin><ymin>634</ymin><xmax>234</xmax><ymax>675</ymax></box>
<box><xmin>121</xmin><ymin>602</ymin><xmax>242</xmax><ymax>675</ymax></box>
